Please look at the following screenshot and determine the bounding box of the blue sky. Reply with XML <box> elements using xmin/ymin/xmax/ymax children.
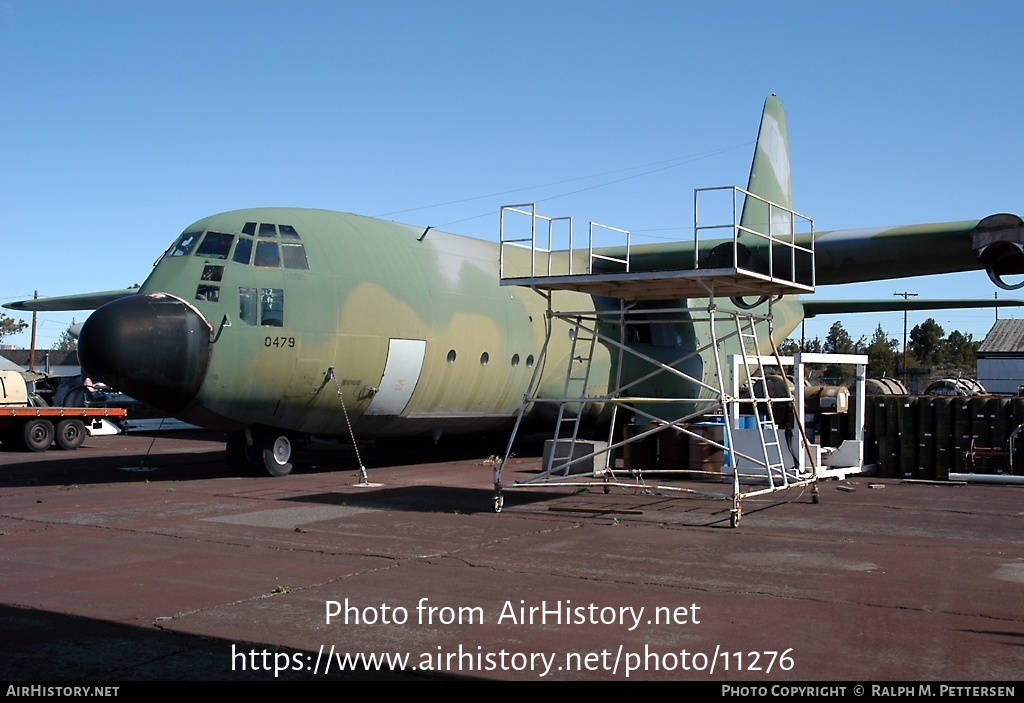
<box><xmin>2</xmin><ymin>1</ymin><xmax>1023</xmax><ymax>349</ymax></box>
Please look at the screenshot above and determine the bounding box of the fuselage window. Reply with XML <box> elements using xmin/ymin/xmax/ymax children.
<box><xmin>239</xmin><ymin>287</ymin><xmax>257</xmax><ymax>325</ymax></box>
<box><xmin>258</xmin><ymin>223</ymin><xmax>277</xmax><ymax>238</ymax></box>
<box><xmin>168</xmin><ymin>231</ymin><xmax>201</xmax><ymax>257</ymax></box>
<box><xmin>260</xmin><ymin>288</ymin><xmax>284</xmax><ymax>327</ymax></box>
<box><xmin>242</xmin><ymin>222</ymin><xmax>257</xmax><ymax>235</ymax></box>
<box><xmin>196</xmin><ymin>284</ymin><xmax>220</xmax><ymax>302</ymax></box>
<box><xmin>233</xmin><ymin>236</ymin><xmax>254</xmax><ymax>265</ymax></box>
<box><xmin>195</xmin><ymin>231</ymin><xmax>234</xmax><ymax>259</ymax></box>
<box><xmin>281</xmin><ymin>242</ymin><xmax>309</xmax><ymax>270</ymax></box>
<box><xmin>279</xmin><ymin>224</ymin><xmax>300</xmax><ymax>239</ymax></box>
<box><xmin>254</xmin><ymin>240</ymin><xmax>280</xmax><ymax>268</ymax></box>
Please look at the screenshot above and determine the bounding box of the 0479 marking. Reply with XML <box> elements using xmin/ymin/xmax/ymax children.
<box><xmin>264</xmin><ymin>336</ymin><xmax>296</xmax><ymax>348</ymax></box>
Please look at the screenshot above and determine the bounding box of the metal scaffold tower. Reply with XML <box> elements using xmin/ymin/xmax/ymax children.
<box><xmin>494</xmin><ymin>187</ymin><xmax>826</xmax><ymax>527</ymax></box>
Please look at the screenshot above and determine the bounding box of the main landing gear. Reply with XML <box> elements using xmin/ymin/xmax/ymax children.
<box><xmin>227</xmin><ymin>427</ymin><xmax>296</xmax><ymax>477</ymax></box>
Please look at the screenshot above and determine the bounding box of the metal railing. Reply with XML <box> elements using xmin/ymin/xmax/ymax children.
<box><xmin>499</xmin><ymin>203</ymin><xmax>630</xmax><ymax>280</ymax></box>
<box><xmin>694</xmin><ymin>186</ymin><xmax>815</xmax><ymax>291</ymax></box>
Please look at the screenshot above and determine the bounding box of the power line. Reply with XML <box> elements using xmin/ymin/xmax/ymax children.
<box><xmin>375</xmin><ymin>142</ymin><xmax>753</xmax><ymax>229</ymax></box>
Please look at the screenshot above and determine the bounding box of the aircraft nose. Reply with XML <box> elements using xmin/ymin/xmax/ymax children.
<box><xmin>78</xmin><ymin>293</ymin><xmax>212</xmax><ymax>414</ymax></box>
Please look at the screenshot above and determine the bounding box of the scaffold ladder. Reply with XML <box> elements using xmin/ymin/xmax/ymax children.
<box><xmin>548</xmin><ymin>315</ymin><xmax>599</xmax><ymax>474</ymax></box>
<box><xmin>735</xmin><ymin>314</ymin><xmax>788</xmax><ymax>483</ymax></box>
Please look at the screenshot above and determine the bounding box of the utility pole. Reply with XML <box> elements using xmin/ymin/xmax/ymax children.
<box><xmin>894</xmin><ymin>291</ymin><xmax>918</xmax><ymax>382</ymax></box>
<box><xmin>29</xmin><ymin>290</ymin><xmax>38</xmax><ymax>373</ymax></box>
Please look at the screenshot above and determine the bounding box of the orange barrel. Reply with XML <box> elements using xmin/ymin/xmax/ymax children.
<box><xmin>688</xmin><ymin>423</ymin><xmax>724</xmax><ymax>473</ymax></box>
<box><xmin>623</xmin><ymin>423</ymin><xmax>659</xmax><ymax>472</ymax></box>
<box><xmin>659</xmin><ymin>427</ymin><xmax>689</xmax><ymax>473</ymax></box>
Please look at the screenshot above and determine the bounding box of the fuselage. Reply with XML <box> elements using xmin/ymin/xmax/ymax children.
<box><xmin>78</xmin><ymin>208</ymin><xmax>803</xmax><ymax>441</ymax></box>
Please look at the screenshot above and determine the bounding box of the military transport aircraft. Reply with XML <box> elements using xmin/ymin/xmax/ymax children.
<box><xmin>7</xmin><ymin>95</ymin><xmax>1024</xmax><ymax>476</ymax></box>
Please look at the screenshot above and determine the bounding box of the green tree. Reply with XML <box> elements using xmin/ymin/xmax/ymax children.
<box><xmin>823</xmin><ymin>321</ymin><xmax>858</xmax><ymax>355</ymax></box>
<box><xmin>777</xmin><ymin>338</ymin><xmax>800</xmax><ymax>356</ymax></box>
<box><xmin>909</xmin><ymin>318</ymin><xmax>945</xmax><ymax>366</ymax></box>
<box><xmin>52</xmin><ymin>319</ymin><xmax>77</xmax><ymax>352</ymax></box>
<box><xmin>0</xmin><ymin>312</ymin><xmax>28</xmax><ymax>343</ymax></box>
<box><xmin>864</xmin><ymin>324</ymin><xmax>899</xmax><ymax>378</ymax></box>
<box><xmin>943</xmin><ymin>329</ymin><xmax>978</xmax><ymax>369</ymax></box>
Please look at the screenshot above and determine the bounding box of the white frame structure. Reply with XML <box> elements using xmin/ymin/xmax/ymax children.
<box><xmin>494</xmin><ymin>191</ymin><xmax>842</xmax><ymax>527</ymax></box>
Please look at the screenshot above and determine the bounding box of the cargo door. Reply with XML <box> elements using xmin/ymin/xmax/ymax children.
<box><xmin>364</xmin><ymin>338</ymin><xmax>426</xmax><ymax>416</ymax></box>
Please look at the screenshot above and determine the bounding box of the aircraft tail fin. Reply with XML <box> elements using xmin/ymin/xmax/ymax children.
<box><xmin>739</xmin><ymin>94</ymin><xmax>793</xmax><ymax>235</ymax></box>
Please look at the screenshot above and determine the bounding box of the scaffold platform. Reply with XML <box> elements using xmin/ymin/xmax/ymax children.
<box><xmin>493</xmin><ymin>187</ymin><xmax>847</xmax><ymax>527</ymax></box>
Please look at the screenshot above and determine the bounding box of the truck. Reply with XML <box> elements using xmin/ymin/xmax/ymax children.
<box><xmin>0</xmin><ymin>369</ymin><xmax>127</xmax><ymax>451</ymax></box>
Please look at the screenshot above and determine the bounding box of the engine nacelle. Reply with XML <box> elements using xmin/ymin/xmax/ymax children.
<box><xmin>973</xmin><ymin>213</ymin><xmax>1024</xmax><ymax>290</ymax></box>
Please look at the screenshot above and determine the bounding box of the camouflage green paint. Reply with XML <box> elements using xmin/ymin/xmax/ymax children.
<box><xmin>139</xmin><ymin>208</ymin><xmax>613</xmax><ymax>437</ymax></box>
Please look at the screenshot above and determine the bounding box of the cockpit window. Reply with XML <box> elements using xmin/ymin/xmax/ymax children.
<box><xmin>279</xmin><ymin>224</ymin><xmax>300</xmax><ymax>239</ymax></box>
<box><xmin>239</xmin><ymin>287</ymin><xmax>257</xmax><ymax>325</ymax></box>
<box><xmin>196</xmin><ymin>284</ymin><xmax>220</xmax><ymax>302</ymax></box>
<box><xmin>201</xmin><ymin>265</ymin><xmax>224</xmax><ymax>281</ymax></box>
<box><xmin>169</xmin><ymin>231</ymin><xmax>201</xmax><ymax>257</ymax></box>
<box><xmin>195</xmin><ymin>231</ymin><xmax>234</xmax><ymax>259</ymax></box>
<box><xmin>254</xmin><ymin>241</ymin><xmax>280</xmax><ymax>267</ymax></box>
<box><xmin>258</xmin><ymin>223</ymin><xmax>277</xmax><ymax>238</ymax></box>
<box><xmin>281</xmin><ymin>243</ymin><xmax>309</xmax><ymax>270</ymax></box>
<box><xmin>242</xmin><ymin>222</ymin><xmax>257</xmax><ymax>236</ymax></box>
<box><xmin>261</xmin><ymin>288</ymin><xmax>284</xmax><ymax>327</ymax></box>
<box><xmin>239</xmin><ymin>287</ymin><xmax>284</xmax><ymax>326</ymax></box>
<box><xmin>233</xmin><ymin>236</ymin><xmax>253</xmax><ymax>265</ymax></box>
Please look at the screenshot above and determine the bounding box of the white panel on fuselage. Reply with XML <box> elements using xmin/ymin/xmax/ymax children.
<box><xmin>364</xmin><ymin>338</ymin><xmax>426</xmax><ymax>416</ymax></box>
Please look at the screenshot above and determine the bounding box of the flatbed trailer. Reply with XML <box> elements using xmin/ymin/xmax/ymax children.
<box><xmin>0</xmin><ymin>406</ymin><xmax>128</xmax><ymax>451</ymax></box>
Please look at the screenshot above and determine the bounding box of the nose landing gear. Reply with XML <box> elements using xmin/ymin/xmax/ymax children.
<box><xmin>226</xmin><ymin>427</ymin><xmax>296</xmax><ymax>477</ymax></box>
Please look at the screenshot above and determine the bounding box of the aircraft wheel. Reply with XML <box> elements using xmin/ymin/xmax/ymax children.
<box><xmin>226</xmin><ymin>431</ymin><xmax>257</xmax><ymax>475</ymax></box>
<box><xmin>258</xmin><ymin>431</ymin><xmax>294</xmax><ymax>477</ymax></box>
<box><xmin>22</xmin><ymin>419</ymin><xmax>54</xmax><ymax>452</ymax></box>
<box><xmin>55</xmin><ymin>419</ymin><xmax>86</xmax><ymax>451</ymax></box>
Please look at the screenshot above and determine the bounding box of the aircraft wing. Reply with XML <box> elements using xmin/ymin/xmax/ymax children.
<box><xmin>604</xmin><ymin>213</ymin><xmax>1024</xmax><ymax>291</ymax></box>
<box><xmin>813</xmin><ymin>220</ymin><xmax>982</xmax><ymax>285</ymax></box>
<box><xmin>3</xmin><ymin>287</ymin><xmax>139</xmax><ymax>312</ymax></box>
<box><xmin>803</xmin><ymin>298</ymin><xmax>1024</xmax><ymax>318</ymax></box>
<box><xmin>796</xmin><ymin>212</ymin><xmax>1024</xmax><ymax>288</ymax></box>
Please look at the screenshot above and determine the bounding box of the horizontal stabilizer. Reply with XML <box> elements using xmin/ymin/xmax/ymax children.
<box><xmin>3</xmin><ymin>288</ymin><xmax>139</xmax><ymax>312</ymax></box>
<box><xmin>803</xmin><ymin>298</ymin><xmax>1024</xmax><ymax>318</ymax></box>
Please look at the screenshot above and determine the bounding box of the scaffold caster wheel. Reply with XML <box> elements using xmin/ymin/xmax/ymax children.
<box><xmin>812</xmin><ymin>492</ymin><xmax>820</xmax><ymax>505</ymax></box>
<box><xmin>730</xmin><ymin>510</ymin><xmax>740</xmax><ymax>528</ymax></box>
<box><xmin>493</xmin><ymin>493</ymin><xmax>504</xmax><ymax>513</ymax></box>
<box><xmin>603</xmin><ymin>482</ymin><xmax>611</xmax><ymax>494</ymax></box>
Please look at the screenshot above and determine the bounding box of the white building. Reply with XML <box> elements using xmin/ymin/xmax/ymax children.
<box><xmin>977</xmin><ymin>320</ymin><xmax>1024</xmax><ymax>395</ymax></box>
